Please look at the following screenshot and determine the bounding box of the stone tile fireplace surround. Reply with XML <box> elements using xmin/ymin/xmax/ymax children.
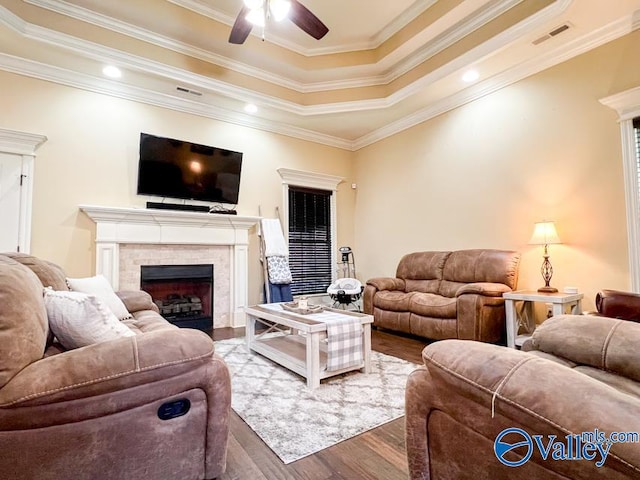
<box><xmin>80</xmin><ymin>205</ymin><xmax>260</xmax><ymax>328</ymax></box>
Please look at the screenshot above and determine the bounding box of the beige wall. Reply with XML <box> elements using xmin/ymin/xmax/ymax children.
<box><xmin>353</xmin><ymin>30</ymin><xmax>640</xmax><ymax>312</ymax></box>
<box><xmin>0</xmin><ymin>70</ymin><xmax>355</xmax><ymax>305</ymax></box>
<box><xmin>3</xmin><ymin>29</ymin><xmax>640</xmax><ymax>313</ymax></box>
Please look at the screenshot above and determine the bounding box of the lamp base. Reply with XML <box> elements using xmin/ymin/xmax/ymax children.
<box><xmin>538</xmin><ymin>286</ymin><xmax>558</xmax><ymax>293</ymax></box>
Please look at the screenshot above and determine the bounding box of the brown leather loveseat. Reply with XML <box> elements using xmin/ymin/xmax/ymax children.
<box><xmin>405</xmin><ymin>314</ymin><xmax>640</xmax><ymax>479</ymax></box>
<box><xmin>364</xmin><ymin>249</ymin><xmax>520</xmax><ymax>343</ymax></box>
<box><xmin>0</xmin><ymin>253</ymin><xmax>231</xmax><ymax>480</ymax></box>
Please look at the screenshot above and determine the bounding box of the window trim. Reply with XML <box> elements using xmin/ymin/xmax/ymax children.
<box><xmin>600</xmin><ymin>86</ymin><xmax>640</xmax><ymax>292</ymax></box>
<box><xmin>277</xmin><ymin>168</ymin><xmax>343</xmax><ymax>295</ymax></box>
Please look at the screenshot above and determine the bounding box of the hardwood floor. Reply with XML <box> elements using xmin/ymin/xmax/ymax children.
<box><xmin>210</xmin><ymin>327</ymin><xmax>429</xmax><ymax>480</ymax></box>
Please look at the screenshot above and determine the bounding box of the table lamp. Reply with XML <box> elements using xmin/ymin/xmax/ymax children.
<box><xmin>529</xmin><ymin>221</ymin><xmax>561</xmax><ymax>293</ymax></box>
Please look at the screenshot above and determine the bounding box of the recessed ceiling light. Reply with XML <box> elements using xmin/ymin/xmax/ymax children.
<box><xmin>462</xmin><ymin>70</ymin><xmax>479</xmax><ymax>83</ymax></box>
<box><xmin>102</xmin><ymin>65</ymin><xmax>122</xmax><ymax>78</ymax></box>
<box><xmin>244</xmin><ymin>103</ymin><xmax>258</xmax><ymax>114</ymax></box>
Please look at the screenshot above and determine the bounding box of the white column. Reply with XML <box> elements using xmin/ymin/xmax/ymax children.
<box><xmin>96</xmin><ymin>242</ymin><xmax>119</xmax><ymax>289</ymax></box>
<box><xmin>232</xmin><ymin>244</ymin><xmax>249</xmax><ymax>327</ymax></box>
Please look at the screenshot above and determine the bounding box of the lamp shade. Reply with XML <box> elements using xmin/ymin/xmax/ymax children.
<box><xmin>529</xmin><ymin>221</ymin><xmax>561</xmax><ymax>245</ymax></box>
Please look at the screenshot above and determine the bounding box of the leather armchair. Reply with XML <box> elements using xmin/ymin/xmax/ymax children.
<box><xmin>405</xmin><ymin>314</ymin><xmax>640</xmax><ymax>479</ymax></box>
<box><xmin>0</xmin><ymin>253</ymin><xmax>231</xmax><ymax>480</ymax></box>
<box><xmin>595</xmin><ymin>289</ymin><xmax>640</xmax><ymax>322</ymax></box>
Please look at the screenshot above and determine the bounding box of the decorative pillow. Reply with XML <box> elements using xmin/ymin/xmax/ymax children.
<box><xmin>44</xmin><ymin>289</ymin><xmax>135</xmax><ymax>350</ymax></box>
<box><xmin>66</xmin><ymin>275</ymin><xmax>132</xmax><ymax>320</ymax></box>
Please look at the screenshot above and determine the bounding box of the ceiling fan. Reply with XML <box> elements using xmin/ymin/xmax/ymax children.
<box><xmin>228</xmin><ymin>0</ymin><xmax>329</xmax><ymax>45</ymax></box>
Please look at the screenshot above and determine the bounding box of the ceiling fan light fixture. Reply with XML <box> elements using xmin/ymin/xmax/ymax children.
<box><xmin>243</xmin><ymin>0</ymin><xmax>264</xmax><ymax>10</ymax></box>
<box><xmin>269</xmin><ymin>0</ymin><xmax>291</xmax><ymax>21</ymax></box>
<box><xmin>246</xmin><ymin>7</ymin><xmax>265</xmax><ymax>26</ymax></box>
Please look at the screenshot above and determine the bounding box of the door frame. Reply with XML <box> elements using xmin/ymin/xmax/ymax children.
<box><xmin>0</xmin><ymin>129</ymin><xmax>47</xmax><ymax>253</ymax></box>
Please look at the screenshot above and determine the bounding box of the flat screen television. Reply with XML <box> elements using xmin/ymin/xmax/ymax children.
<box><xmin>137</xmin><ymin>133</ymin><xmax>243</xmax><ymax>205</ymax></box>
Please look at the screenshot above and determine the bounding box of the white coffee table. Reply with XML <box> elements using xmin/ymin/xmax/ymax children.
<box><xmin>244</xmin><ymin>304</ymin><xmax>373</xmax><ymax>389</ymax></box>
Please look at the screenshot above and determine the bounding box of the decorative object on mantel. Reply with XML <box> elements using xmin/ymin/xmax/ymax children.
<box><xmin>529</xmin><ymin>220</ymin><xmax>562</xmax><ymax>293</ymax></box>
<box><xmin>281</xmin><ymin>300</ymin><xmax>323</xmax><ymax>314</ymax></box>
<box><xmin>214</xmin><ymin>337</ymin><xmax>417</xmax><ymax>464</ymax></box>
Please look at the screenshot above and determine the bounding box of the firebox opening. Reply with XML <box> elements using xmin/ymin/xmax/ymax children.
<box><xmin>140</xmin><ymin>264</ymin><xmax>213</xmax><ymax>332</ymax></box>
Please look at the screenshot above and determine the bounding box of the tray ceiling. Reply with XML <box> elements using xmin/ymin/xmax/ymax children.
<box><xmin>1</xmin><ymin>0</ymin><xmax>639</xmax><ymax>149</ymax></box>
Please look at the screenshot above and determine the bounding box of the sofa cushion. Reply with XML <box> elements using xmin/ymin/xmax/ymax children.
<box><xmin>0</xmin><ymin>256</ymin><xmax>49</xmax><ymax>388</ymax></box>
<box><xmin>405</xmin><ymin>279</ymin><xmax>441</xmax><ymax>294</ymax></box>
<box><xmin>396</xmin><ymin>251</ymin><xmax>450</xmax><ymax>281</ymax></box>
<box><xmin>441</xmin><ymin>249</ymin><xmax>520</xmax><ymax>288</ymax></box>
<box><xmin>409</xmin><ymin>293</ymin><xmax>457</xmax><ymax>318</ymax></box>
<box><xmin>44</xmin><ymin>289</ymin><xmax>135</xmax><ymax>349</ymax></box>
<box><xmin>3</xmin><ymin>252</ymin><xmax>69</xmax><ymax>291</ymax></box>
<box><xmin>373</xmin><ymin>290</ymin><xmax>414</xmax><ymax>312</ymax></box>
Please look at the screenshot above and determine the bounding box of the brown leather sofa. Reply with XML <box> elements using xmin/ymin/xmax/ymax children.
<box><xmin>405</xmin><ymin>314</ymin><xmax>640</xmax><ymax>479</ymax></box>
<box><xmin>0</xmin><ymin>253</ymin><xmax>231</xmax><ymax>480</ymax></box>
<box><xmin>363</xmin><ymin>249</ymin><xmax>520</xmax><ymax>342</ymax></box>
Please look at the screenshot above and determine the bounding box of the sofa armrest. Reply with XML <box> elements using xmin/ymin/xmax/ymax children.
<box><xmin>406</xmin><ymin>340</ymin><xmax>640</xmax><ymax>479</ymax></box>
<box><xmin>116</xmin><ymin>290</ymin><xmax>160</xmax><ymax>314</ymax></box>
<box><xmin>366</xmin><ymin>277</ymin><xmax>406</xmax><ymax>291</ymax></box>
<box><xmin>596</xmin><ymin>289</ymin><xmax>640</xmax><ymax>321</ymax></box>
<box><xmin>456</xmin><ymin>282</ymin><xmax>512</xmax><ymax>297</ymax></box>
<box><xmin>0</xmin><ymin>329</ymin><xmax>214</xmax><ymax>408</ymax></box>
<box><xmin>528</xmin><ymin>314</ymin><xmax>640</xmax><ymax>382</ymax></box>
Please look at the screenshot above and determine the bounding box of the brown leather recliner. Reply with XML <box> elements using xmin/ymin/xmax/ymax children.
<box><xmin>595</xmin><ymin>289</ymin><xmax>640</xmax><ymax>322</ymax></box>
<box><xmin>0</xmin><ymin>253</ymin><xmax>231</xmax><ymax>480</ymax></box>
<box><xmin>405</xmin><ymin>314</ymin><xmax>640</xmax><ymax>479</ymax></box>
<box><xmin>364</xmin><ymin>249</ymin><xmax>521</xmax><ymax>343</ymax></box>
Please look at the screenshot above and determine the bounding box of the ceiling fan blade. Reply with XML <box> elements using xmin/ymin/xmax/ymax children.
<box><xmin>229</xmin><ymin>6</ymin><xmax>253</xmax><ymax>44</ymax></box>
<box><xmin>289</xmin><ymin>0</ymin><xmax>329</xmax><ymax>40</ymax></box>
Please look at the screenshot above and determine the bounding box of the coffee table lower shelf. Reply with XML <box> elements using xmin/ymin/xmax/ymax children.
<box><xmin>251</xmin><ymin>334</ymin><xmax>366</xmax><ymax>383</ymax></box>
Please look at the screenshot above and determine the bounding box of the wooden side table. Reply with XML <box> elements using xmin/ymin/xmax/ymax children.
<box><xmin>503</xmin><ymin>290</ymin><xmax>584</xmax><ymax>348</ymax></box>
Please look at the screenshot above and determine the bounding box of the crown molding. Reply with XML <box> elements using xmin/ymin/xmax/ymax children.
<box><xmin>353</xmin><ymin>11</ymin><xmax>638</xmax><ymax>150</ymax></box>
<box><xmin>600</xmin><ymin>86</ymin><xmax>640</xmax><ymax>121</ymax></box>
<box><xmin>0</xmin><ymin>128</ymin><xmax>47</xmax><ymax>155</ymax></box>
<box><xmin>0</xmin><ymin>53</ymin><xmax>353</xmax><ymax>150</ymax></box>
<box><xmin>277</xmin><ymin>168</ymin><xmax>343</xmax><ymax>191</ymax></box>
<box><xmin>1</xmin><ymin>0</ymin><xmax>570</xmax><ymax>115</ymax></box>
<box><xmin>167</xmin><ymin>0</ymin><xmax>437</xmax><ymax>56</ymax></box>
<box><xmin>21</xmin><ymin>0</ymin><xmax>534</xmax><ymax>95</ymax></box>
<box><xmin>2</xmin><ymin>1</ymin><xmax>635</xmax><ymax>152</ymax></box>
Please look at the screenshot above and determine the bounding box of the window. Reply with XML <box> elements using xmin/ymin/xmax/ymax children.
<box><xmin>288</xmin><ymin>187</ymin><xmax>333</xmax><ymax>295</ymax></box>
<box><xmin>277</xmin><ymin>168</ymin><xmax>343</xmax><ymax>296</ymax></box>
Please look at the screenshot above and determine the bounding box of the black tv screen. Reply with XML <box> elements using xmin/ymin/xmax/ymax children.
<box><xmin>137</xmin><ymin>133</ymin><xmax>243</xmax><ymax>205</ymax></box>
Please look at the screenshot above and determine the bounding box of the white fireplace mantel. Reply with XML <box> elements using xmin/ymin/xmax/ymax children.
<box><xmin>80</xmin><ymin>205</ymin><xmax>261</xmax><ymax>327</ymax></box>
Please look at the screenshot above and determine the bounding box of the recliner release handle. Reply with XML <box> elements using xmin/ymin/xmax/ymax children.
<box><xmin>158</xmin><ymin>398</ymin><xmax>191</xmax><ymax>420</ymax></box>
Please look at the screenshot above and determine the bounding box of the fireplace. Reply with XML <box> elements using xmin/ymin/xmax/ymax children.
<box><xmin>140</xmin><ymin>264</ymin><xmax>213</xmax><ymax>331</ymax></box>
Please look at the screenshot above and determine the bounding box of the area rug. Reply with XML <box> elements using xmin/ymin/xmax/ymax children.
<box><xmin>214</xmin><ymin>337</ymin><xmax>418</xmax><ymax>464</ymax></box>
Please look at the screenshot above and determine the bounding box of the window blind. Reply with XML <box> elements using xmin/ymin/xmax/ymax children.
<box><xmin>288</xmin><ymin>186</ymin><xmax>332</xmax><ymax>295</ymax></box>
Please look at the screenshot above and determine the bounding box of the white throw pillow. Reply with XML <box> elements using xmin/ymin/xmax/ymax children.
<box><xmin>44</xmin><ymin>289</ymin><xmax>135</xmax><ymax>350</ymax></box>
<box><xmin>66</xmin><ymin>275</ymin><xmax>132</xmax><ymax>320</ymax></box>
